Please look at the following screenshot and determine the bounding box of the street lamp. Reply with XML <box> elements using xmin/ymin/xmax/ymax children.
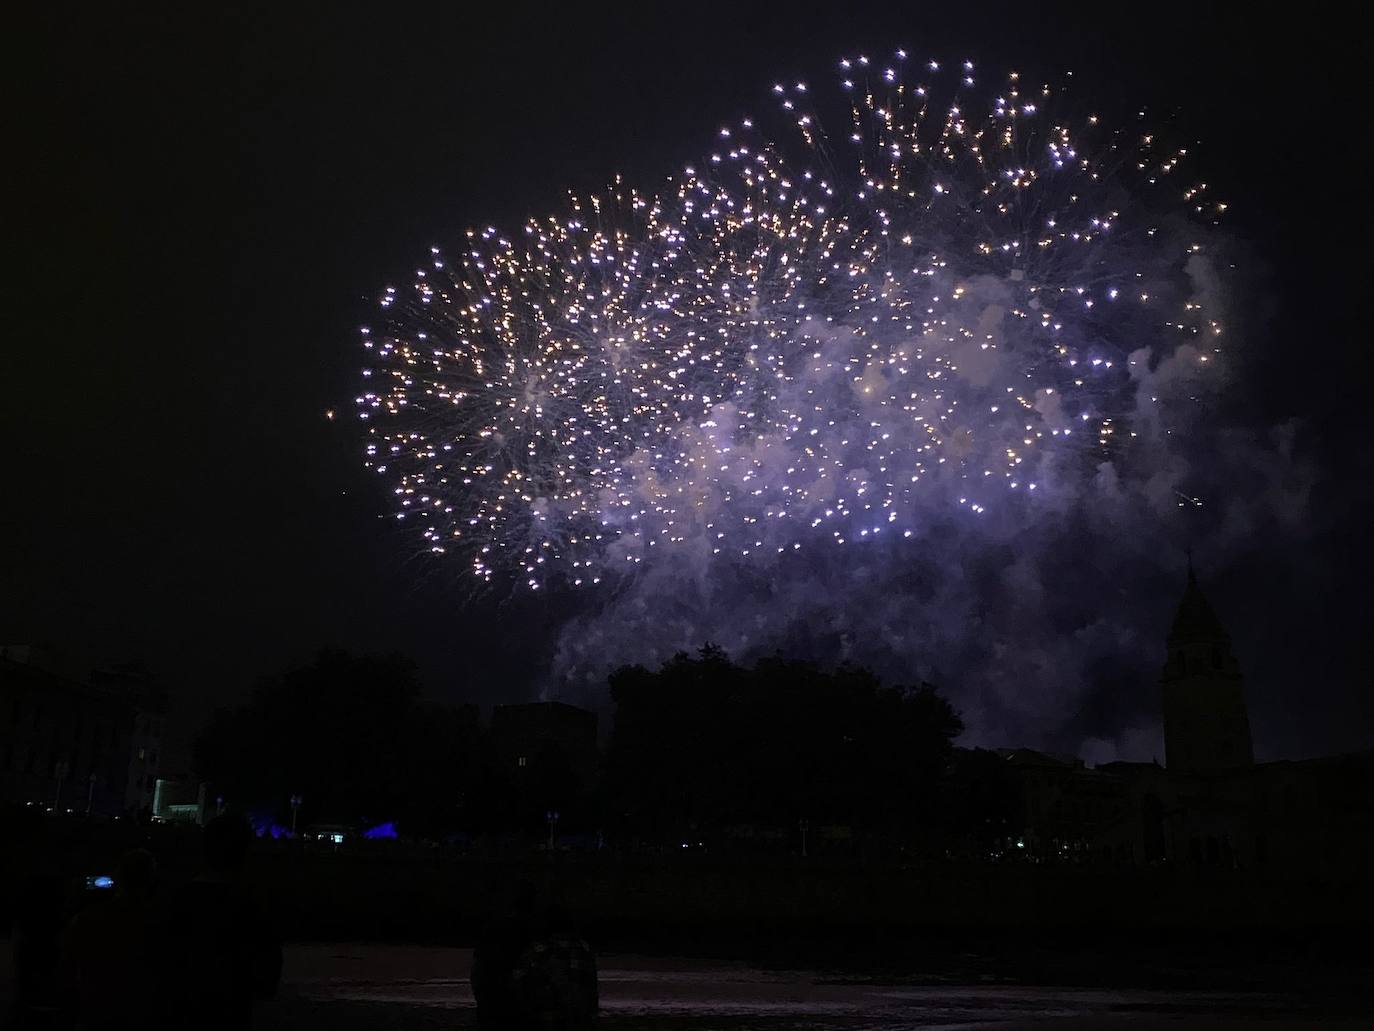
<box><xmin>290</xmin><ymin>794</ymin><xmax>303</xmax><ymax>835</ymax></box>
<box><xmin>546</xmin><ymin>810</ymin><xmax>560</xmax><ymax>850</ymax></box>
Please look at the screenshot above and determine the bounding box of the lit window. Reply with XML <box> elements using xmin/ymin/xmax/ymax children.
<box><xmin>517</xmin><ymin>756</ymin><xmax>527</xmax><ymax>767</ymax></box>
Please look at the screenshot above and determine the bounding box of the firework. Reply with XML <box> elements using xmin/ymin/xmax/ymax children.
<box><xmin>358</xmin><ymin>52</ymin><xmax>1225</xmax><ymax>590</ymax></box>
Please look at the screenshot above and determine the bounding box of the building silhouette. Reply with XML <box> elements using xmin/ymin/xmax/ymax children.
<box><xmin>0</xmin><ymin>645</ymin><xmax>167</xmax><ymax>816</ymax></box>
<box><xmin>489</xmin><ymin>701</ymin><xmax>600</xmax><ymax>824</ymax></box>
<box><xmin>491</xmin><ymin>701</ymin><xmax>599</xmax><ymax>786</ymax></box>
<box><xmin>91</xmin><ymin>662</ymin><xmax>169</xmax><ymax>813</ymax></box>
<box><xmin>1160</xmin><ymin>561</ymin><xmax>1253</xmax><ymax>772</ymax></box>
<box><xmin>999</xmin><ymin>568</ymin><xmax>1373</xmax><ymax>874</ymax></box>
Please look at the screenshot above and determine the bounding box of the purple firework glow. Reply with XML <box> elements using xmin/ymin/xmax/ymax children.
<box><xmin>357</xmin><ymin>52</ymin><xmax>1307</xmax><ymax>752</ymax></box>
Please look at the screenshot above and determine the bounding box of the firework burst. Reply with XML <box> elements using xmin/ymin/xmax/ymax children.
<box><xmin>358</xmin><ymin>51</ymin><xmax>1226</xmax><ymax>591</ymax></box>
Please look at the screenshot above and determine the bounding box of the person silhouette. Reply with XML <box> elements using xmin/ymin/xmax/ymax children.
<box><xmin>7</xmin><ymin>805</ymin><xmax>72</xmax><ymax>1031</ymax></box>
<box><xmin>163</xmin><ymin>814</ymin><xmax>282</xmax><ymax>1030</ymax></box>
<box><xmin>471</xmin><ymin>880</ymin><xmax>539</xmax><ymax>1029</ymax></box>
<box><xmin>60</xmin><ymin>848</ymin><xmax>161</xmax><ymax>1031</ymax></box>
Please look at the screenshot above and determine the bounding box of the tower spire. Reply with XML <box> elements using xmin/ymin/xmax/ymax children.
<box><xmin>1160</xmin><ymin>563</ymin><xmax>1253</xmax><ymax>771</ymax></box>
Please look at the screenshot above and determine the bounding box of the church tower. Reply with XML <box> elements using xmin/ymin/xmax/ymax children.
<box><xmin>1161</xmin><ymin>562</ymin><xmax>1253</xmax><ymax>772</ymax></box>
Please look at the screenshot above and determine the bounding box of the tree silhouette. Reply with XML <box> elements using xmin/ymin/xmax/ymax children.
<box><xmin>194</xmin><ymin>649</ymin><xmax>480</xmax><ymax>832</ymax></box>
<box><xmin>606</xmin><ymin>647</ymin><xmax>963</xmax><ymax>847</ymax></box>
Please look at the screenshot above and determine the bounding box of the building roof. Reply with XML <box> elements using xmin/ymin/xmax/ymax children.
<box><xmin>997</xmin><ymin>747</ymin><xmax>1086</xmax><ymax>770</ymax></box>
<box><xmin>1</xmin><ymin>651</ymin><xmax>163</xmax><ymax>711</ymax></box>
<box><xmin>490</xmin><ymin>699</ymin><xmax>598</xmax><ymax>735</ymax></box>
<box><xmin>1096</xmin><ymin>760</ymin><xmax>1163</xmax><ymax>775</ymax></box>
<box><xmin>493</xmin><ymin>700</ymin><xmax>592</xmax><ymax>716</ymax></box>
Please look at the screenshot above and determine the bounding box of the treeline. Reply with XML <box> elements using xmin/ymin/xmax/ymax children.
<box><xmin>195</xmin><ymin>647</ymin><xmax>1022</xmax><ymax>853</ymax></box>
<box><xmin>195</xmin><ymin>651</ymin><xmax>486</xmax><ymax>837</ymax></box>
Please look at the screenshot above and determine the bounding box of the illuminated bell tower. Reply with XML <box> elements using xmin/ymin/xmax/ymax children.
<box><xmin>1160</xmin><ymin>561</ymin><xmax>1253</xmax><ymax>772</ymax></box>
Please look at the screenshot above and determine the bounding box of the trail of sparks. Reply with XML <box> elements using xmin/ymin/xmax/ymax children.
<box><xmin>358</xmin><ymin>52</ymin><xmax>1226</xmax><ymax>590</ymax></box>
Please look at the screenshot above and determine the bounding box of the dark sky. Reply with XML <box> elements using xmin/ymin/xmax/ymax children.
<box><xmin>7</xmin><ymin>4</ymin><xmax>1370</xmax><ymax>763</ymax></box>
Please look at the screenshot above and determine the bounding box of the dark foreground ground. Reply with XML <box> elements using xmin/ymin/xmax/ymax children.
<box><xmin>6</xmin><ymin>834</ymin><xmax>1372</xmax><ymax>1026</ymax></box>
<box><xmin>259</xmin><ymin>944</ymin><xmax>1374</xmax><ymax>1029</ymax></box>
<box><xmin>5</xmin><ymin>938</ymin><xmax>1370</xmax><ymax>1028</ymax></box>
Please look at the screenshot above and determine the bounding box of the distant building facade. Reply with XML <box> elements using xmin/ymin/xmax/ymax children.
<box><xmin>91</xmin><ymin>663</ymin><xmax>168</xmax><ymax>812</ymax></box>
<box><xmin>997</xmin><ymin>748</ymin><xmax>1139</xmax><ymax>859</ymax></box>
<box><xmin>998</xmin><ymin>572</ymin><xmax>1373</xmax><ymax>876</ymax></box>
<box><xmin>0</xmin><ymin>646</ymin><xmax>168</xmax><ymax>816</ymax></box>
<box><xmin>491</xmin><ymin>700</ymin><xmax>599</xmax><ymax>783</ymax></box>
<box><xmin>490</xmin><ymin>701</ymin><xmax>600</xmax><ymax>816</ymax></box>
<box><xmin>151</xmin><ymin>775</ymin><xmax>207</xmax><ymax>823</ymax></box>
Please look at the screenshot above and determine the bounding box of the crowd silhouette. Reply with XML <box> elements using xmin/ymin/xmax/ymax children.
<box><xmin>6</xmin><ymin>809</ymin><xmax>600</xmax><ymax>1030</ymax></box>
<box><xmin>8</xmin><ymin>811</ymin><xmax>283</xmax><ymax>1031</ymax></box>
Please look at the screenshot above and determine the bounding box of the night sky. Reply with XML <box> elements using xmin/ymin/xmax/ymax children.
<box><xmin>7</xmin><ymin>5</ymin><xmax>1370</xmax><ymax>767</ymax></box>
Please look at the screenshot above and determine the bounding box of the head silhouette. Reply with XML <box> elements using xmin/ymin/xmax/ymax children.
<box><xmin>117</xmin><ymin>848</ymin><xmax>158</xmax><ymax>900</ymax></box>
<box><xmin>543</xmin><ymin>903</ymin><xmax>574</xmax><ymax>934</ymax></box>
<box><xmin>202</xmin><ymin>814</ymin><xmax>252</xmax><ymax>874</ymax></box>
